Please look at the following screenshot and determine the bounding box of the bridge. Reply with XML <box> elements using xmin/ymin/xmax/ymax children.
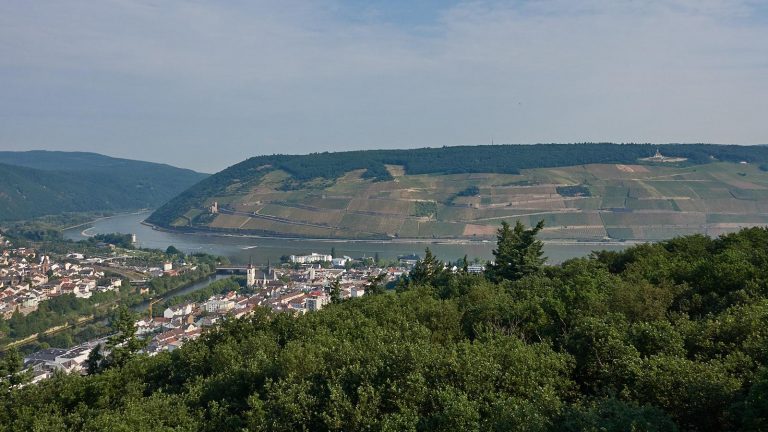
<box><xmin>216</xmin><ymin>266</ymin><xmax>250</xmax><ymax>275</ymax></box>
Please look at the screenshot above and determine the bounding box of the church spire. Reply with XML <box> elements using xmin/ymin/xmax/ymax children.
<box><xmin>246</xmin><ymin>256</ymin><xmax>256</xmax><ymax>287</ymax></box>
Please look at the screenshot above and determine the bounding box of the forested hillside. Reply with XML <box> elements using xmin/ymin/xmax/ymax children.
<box><xmin>147</xmin><ymin>143</ymin><xmax>768</xmax><ymax>241</ymax></box>
<box><xmin>0</xmin><ymin>151</ymin><xmax>207</xmax><ymax>221</ymax></box>
<box><xmin>3</xmin><ymin>226</ymin><xmax>768</xmax><ymax>431</ymax></box>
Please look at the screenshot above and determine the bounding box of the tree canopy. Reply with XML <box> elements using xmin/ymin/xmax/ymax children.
<box><xmin>4</xmin><ymin>226</ymin><xmax>768</xmax><ymax>430</ymax></box>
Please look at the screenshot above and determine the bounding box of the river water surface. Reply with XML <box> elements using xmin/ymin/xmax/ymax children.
<box><xmin>63</xmin><ymin>211</ymin><xmax>632</xmax><ymax>265</ymax></box>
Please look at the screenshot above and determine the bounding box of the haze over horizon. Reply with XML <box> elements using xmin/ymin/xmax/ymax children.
<box><xmin>2</xmin><ymin>0</ymin><xmax>767</xmax><ymax>172</ymax></box>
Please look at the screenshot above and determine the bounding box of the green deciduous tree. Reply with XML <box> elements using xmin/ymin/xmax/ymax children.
<box><xmin>7</xmin><ymin>227</ymin><xmax>768</xmax><ymax>431</ymax></box>
<box><xmin>165</xmin><ymin>245</ymin><xmax>182</xmax><ymax>256</ymax></box>
<box><xmin>558</xmin><ymin>397</ymin><xmax>677</xmax><ymax>432</ymax></box>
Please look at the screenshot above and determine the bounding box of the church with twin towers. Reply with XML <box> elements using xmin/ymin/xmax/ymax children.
<box><xmin>246</xmin><ymin>257</ymin><xmax>277</xmax><ymax>288</ymax></box>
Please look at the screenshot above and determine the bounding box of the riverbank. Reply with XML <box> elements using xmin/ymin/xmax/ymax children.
<box><xmin>60</xmin><ymin>209</ymin><xmax>152</xmax><ymax>232</ymax></box>
<box><xmin>129</xmin><ymin>272</ymin><xmax>224</xmax><ymax>313</ymax></box>
<box><xmin>0</xmin><ymin>315</ymin><xmax>98</xmax><ymax>352</ymax></box>
<box><xmin>70</xmin><ymin>212</ymin><xmax>635</xmax><ymax>266</ymax></box>
<box><xmin>1</xmin><ymin>272</ymin><xmax>225</xmax><ymax>353</ymax></box>
<box><xmin>142</xmin><ymin>220</ymin><xmax>644</xmax><ymax>248</ymax></box>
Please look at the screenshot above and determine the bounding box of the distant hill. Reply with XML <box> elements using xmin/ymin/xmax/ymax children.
<box><xmin>0</xmin><ymin>151</ymin><xmax>207</xmax><ymax>221</ymax></box>
<box><xmin>147</xmin><ymin>143</ymin><xmax>768</xmax><ymax>240</ymax></box>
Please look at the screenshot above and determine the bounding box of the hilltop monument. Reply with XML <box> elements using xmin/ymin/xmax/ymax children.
<box><xmin>640</xmin><ymin>149</ymin><xmax>687</xmax><ymax>163</ymax></box>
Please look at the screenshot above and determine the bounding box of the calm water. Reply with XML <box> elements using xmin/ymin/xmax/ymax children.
<box><xmin>63</xmin><ymin>211</ymin><xmax>632</xmax><ymax>265</ymax></box>
<box><xmin>130</xmin><ymin>274</ymin><xmax>229</xmax><ymax>312</ymax></box>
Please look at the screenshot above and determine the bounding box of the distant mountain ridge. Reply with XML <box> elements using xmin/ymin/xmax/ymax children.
<box><xmin>147</xmin><ymin>143</ymin><xmax>768</xmax><ymax>240</ymax></box>
<box><xmin>0</xmin><ymin>151</ymin><xmax>207</xmax><ymax>221</ymax></box>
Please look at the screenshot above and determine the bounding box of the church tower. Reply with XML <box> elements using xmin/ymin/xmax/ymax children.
<box><xmin>41</xmin><ymin>255</ymin><xmax>50</xmax><ymax>273</ymax></box>
<box><xmin>246</xmin><ymin>256</ymin><xmax>256</xmax><ymax>287</ymax></box>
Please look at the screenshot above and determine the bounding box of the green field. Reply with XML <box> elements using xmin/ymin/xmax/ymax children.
<box><xmin>164</xmin><ymin>161</ymin><xmax>768</xmax><ymax>240</ymax></box>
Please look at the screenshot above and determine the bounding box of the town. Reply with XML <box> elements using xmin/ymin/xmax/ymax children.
<box><xmin>134</xmin><ymin>254</ymin><xmax>399</xmax><ymax>359</ymax></box>
<box><xmin>1</xmin><ymin>232</ymin><xmax>461</xmax><ymax>383</ymax></box>
<box><xmin>0</xmin><ymin>236</ymin><xmax>122</xmax><ymax>320</ymax></box>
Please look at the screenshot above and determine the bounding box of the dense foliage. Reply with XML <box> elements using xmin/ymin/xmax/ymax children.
<box><xmin>147</xmin><ymin>143</ymin><xmax>768</xmax><ymax>227</ymax></box>
<box><xmin>556</xmin><ymin>185</ymin><xmax>591</xmax><ymax>197</ymax></box>
<box><xmin>412</xmin><ymin>201</ymin><xmax>437</xmax><ymax>218</ymax></box>
<box><xmin>0</xmin><ymin>151</ymin><xmax>206</xmax><ymax>221</ymax></box>
<box><xmin>0</xmin><ymin>213</ymin><xmax>102</xmax><ymax>242</ymax></box>
<box><xmin>4</xmin><ymin>227</ymin><xmax>768</xmax><ymax>430</ymax></box>
<box><xmin>486</xmin><ymin>220</ymin><xmax>546</xmax><ymax>283</ymax></box>
<box><xmin>0</xmin><ymin>292</ymin><xmax>118</xmax><ymax>342</ymax></box>
<box><xmin>87</xmin><ymin>233</ymin><xmax>135</xmax><ymax>249</ymax></box>
<box><xmin>456</xmin><ymin>186</ymin><xmax>480</xmax><ymax>197</ymax></box>
<box><xmin>143</xmin><ymin>254</ymin><xmax>224</xmax><ymax>300</ymax></box>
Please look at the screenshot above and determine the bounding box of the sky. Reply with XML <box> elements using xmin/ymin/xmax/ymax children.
<box><xmin>1</xmin><ymin>0</ymin><xmax>767</xmax><ymax>173</ymax></box>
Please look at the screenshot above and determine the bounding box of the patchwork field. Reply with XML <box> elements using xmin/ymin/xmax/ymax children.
<box><xmin>172</xmin><ymin>162</ymin><xmax>768</xmax><ymax>240</ymax></box>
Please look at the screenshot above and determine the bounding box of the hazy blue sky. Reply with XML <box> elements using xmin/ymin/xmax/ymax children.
<box><xmin>1</xmin><ymin>0</ymin><xmax>767</xmax><ymax>172</ymax></box>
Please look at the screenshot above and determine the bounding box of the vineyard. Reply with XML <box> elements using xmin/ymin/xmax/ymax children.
<box><xmin>157</xmin><ymin>160</ymin><xmax>768</xmax><ymax>241</ymax></box>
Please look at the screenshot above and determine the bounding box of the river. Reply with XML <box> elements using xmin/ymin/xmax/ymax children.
<box><xmin>63</xmin><ymin>211</ymin><xmax>633</xmax><ymax>265</ymax></box>
<box><xmin>34</xmin><ymin>211</ymin><xmax>632</xmax><ymax>350</ymax></box>
<box><xmin>129</xmin><ymin>274</ymin><xmax>229</xmax><ymax>313</ymax></box>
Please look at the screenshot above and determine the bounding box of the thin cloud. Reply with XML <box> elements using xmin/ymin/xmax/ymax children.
<box><xmin>0</xmin><ymin>0</ymin><xmax>766</xmax><ymax>171</ymax></box>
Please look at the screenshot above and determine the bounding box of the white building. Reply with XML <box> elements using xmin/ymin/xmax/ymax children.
<box><xmin>306</xmin><ymin>293</ymin><xmax>330</xmax><ymax>311</ymax></box>
<box><xmin>467</xmin><ymin>264</ymin><xmax>485</xmax><ymax>274</ymax></box>
<box><xmin>204</xmin><ymin>297</ymin><xmax>235</xmax><ymax>313</ymax></box>
<box><xmin>24</xmin><ymin>342</ymin><xmax>102</xmax><ymax>375</ymax></box>
<box><xmin>332</xmin><ymin>257</ymin><xmax>351</xmax><ymax>267</ymax></box>
<box><xmin>290</xmin><ymin>253</ymin><xmax>333</xmax><ymax>264</ymax></box>
<box><xmin>74</xmin><ymin>282</ymin><xmax>94</xmax><ymax>299</ymax></box>
<box><xmin>164</xmin><ymin>303</ymin><xmax>194</xmax><ymax>319</ymax></box>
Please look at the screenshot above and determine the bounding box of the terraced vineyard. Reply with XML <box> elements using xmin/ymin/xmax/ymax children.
<box><xmin>160</xmin><ymin>160</ymin><xmax>768</xmax><ymax>241</ymax></box>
